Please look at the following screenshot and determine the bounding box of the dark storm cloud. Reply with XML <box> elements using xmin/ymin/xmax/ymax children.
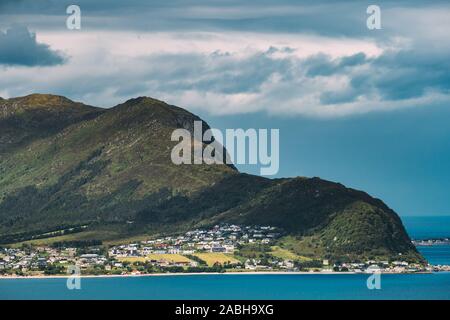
<box><xmin>368</xmin><ymin>50</ymin><xmax>450</xmax><ymax>100</ymax></box>
<box><xmin>309</xmin><ymin>49</ymin><xmax>450</xmax><ymax>104</ymax></box>
<box><xmin>305</xmin><ymin>53</ymin><xmax>368</xmax><ymax>77</ymax></box>
<box><xmin>0</xmin><ymin>25</ymin><xmax>65</xmax><ymax>66</ymax></box>
<box><xmin>144</xmin><ymin>49</ymin><xmax>294</xmax><ymax>95</ymax></box>
<box><xmin>0</xmin><ymin>0</ymin><xmax>447</xmax><ymax>37</ymax></box>
<box><xmin>105</xmin><ymin>47</ymin><xmax>450</xmax><ymax>106</ymax></box>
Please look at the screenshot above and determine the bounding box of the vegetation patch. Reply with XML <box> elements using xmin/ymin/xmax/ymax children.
<box><xmin>146</xmin><ymin>254</ymin><xmax>192</xmax><ymax>263</ymax></box>
<box><xmin>269</xmin><ymin>246</ymin><xmax>312</xmax><ymax>262</ymax></box>
<box><xmin>192</xmin><ymin>253</ymin><xmax>240</xmax><ymax>267</ymax></box>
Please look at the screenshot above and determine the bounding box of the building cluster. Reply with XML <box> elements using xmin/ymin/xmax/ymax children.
<box><xmin>329</xmin><ymin>260</ymin><xmax>433</xmax><ymax>273</ymax></box>
<box><xmin>0</xmin><ymin>224</ymin><xmax>283</xmax><ymax>275</ymax></box>
<box><xmin>0</xmin><ymin>247</ymin><xmax>108</xmax><ymax>274</ymax></box>
<box><xmin>109</xmin><ymin>224</ymin><xmax>281</xmax><ymax>258</ymax></box>
<box><xmin>243</xmin><ymin>258</ymin><xmax>295</xmax><ymax>270</ymax></box>
<box><xmin>412</xmin><ymin>238</ymin><xmax>450</xmax><ymax>246</ymax></box>
<box><xmin>1</xmin><ymin>225</ymin><xmax>449</xmax><ymax>276</ymax></box>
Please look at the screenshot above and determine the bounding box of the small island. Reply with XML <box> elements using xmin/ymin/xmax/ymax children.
<box><xmin>412</xmin><ymin>238</ymin><xmax>450</xmax><ymax>246</ymax></box>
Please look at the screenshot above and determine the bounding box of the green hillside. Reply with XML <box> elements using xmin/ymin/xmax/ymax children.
<box><xmin>0</xmin><ymin>94</ymin><xmax>423</xmax><ymax>262</ymax></box>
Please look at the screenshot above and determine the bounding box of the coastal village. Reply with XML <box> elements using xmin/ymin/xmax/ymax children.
<box><xmin>1</xmin><ymin>224</ymin><xmax>449</xmax><ymax>277</ymax></box>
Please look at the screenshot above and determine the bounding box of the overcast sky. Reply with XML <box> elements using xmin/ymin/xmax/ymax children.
<box><xmin>1</xmin><ymin>0</ymin><xmax>449</xmax><ymax>216</ymax></box>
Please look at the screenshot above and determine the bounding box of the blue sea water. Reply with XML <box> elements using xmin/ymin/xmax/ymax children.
<box><xmin>0</xmin><ymin>216</ymin><xmax>449</xmax><ymax>300</ymax></box>
<box><xmin>1</xmin><ymin>273</ymin><xmax>450</xmax><ymax>300</ymax></box>
<box><xmin>403</xmin><ymin>216</ymin><xmax>450</xmax><ymax>266</ymax></box>
<box><xmin>416</xmin><ymin>246</ymin><xmax>450</xmax><ymax>266</ymax></box>
<box><xmin>402</xmin><ymin>216</ymin><xmax>450</xmax><ymax>240</ymax></box>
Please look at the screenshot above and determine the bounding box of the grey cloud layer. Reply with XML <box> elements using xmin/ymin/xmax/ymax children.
<box><xmin>133</xmin><ymin>48</ymin><xmax>450</xmax><ymax>106</ymax></box>
<box><xmin>3</xmin><ymin>43</ymin><xmax>447</xmax><ymax>117</ymax></box>
<box><xmin>1</xmin><ymin>0</ymin><xmax>449</xmax><ymax>117</ymax></box>
<box><xmin>0</xmin><ymin>25</ymin><xmax>65</xmax><ymax>66</ymax></box>
<box><xmin>144</xmin><ymin>49</ymin><xmax>293</xmax><ymax>95</ymax></box>
<box><xmin>1</xmin><ymin>0</ymin><xmax>448</xmax><ymax>38</ymax></box>
<box><xmin>305</xmin><ymin>50</ymin><xmax>450</xmax><ymax>104</ymax></box>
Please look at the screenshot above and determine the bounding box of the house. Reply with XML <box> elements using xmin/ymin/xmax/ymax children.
<box><xmin>245</xmin><ymin>264</ymin><xmax>256</xmax><ymax>270</ymax></box>
<box><xmin>223</xmin><ymin>245</ymin><xmax>235</xmax><ymax>253</ymax></box>
<box><xmin>168</xmin><ymin>248</ymin><xmax>181</xmax><ymax>254</ymax></box>
<box><xmin>142</xmin><ymin>247</ymin><xmax>153</xmax><ymax>255</ymax></box>
<box><xmin>37</xmin><ymin>258</ymin><xmax>47</xmax><ymax>267</ymax></box>
<box><xmin>80</xmin><ymin>254</ymin><xmax>99</xmax><ymax>260</ymax></box>
<box><xmin>366</xmin><ymin>265</ymin><xmax>382</xmax><ymax>273</ymax></box>
<box><xmin>127</xmin><ymin>249</ymin><xmax>139</xmax><ymax>256</ymax></box>
<box><xmin>392</xmin><ymin>261</ymin><xmax>409</xmax><ymax>266</ymax></box>
<box><xmin>211</xmin><ymin>246</ymin><xmax>226</xmax><ymax>253</ymax></box>
<box><xmin>281</xmin><ymin>260</ymin><xmax>294</xmax><ymax>269</ymax></box>
<box><xmin>244</xmin><ymin>259</ymin><xmax>259</xmax><ymax>270</ymax></box>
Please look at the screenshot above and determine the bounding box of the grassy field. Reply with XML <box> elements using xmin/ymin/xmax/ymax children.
<box><xmin>117</xmin><ymin>256</ymin><xmax>147</xmax><ymax>263</ymax></box>
<box><xmin>7</xmin><ymin>230</ymin><xmax>115</xmax><ymax>248</ymax></box>
<box><xmin>275</xmin><ymin>235</ymin><xmax>324</xmax><ymax>258</ymax></box>
<box><xmin>270</xmin><ymin>246</ymin><xmax>312</xmax><ymax>262</ymax></box>
<box><xmin>6</xmin><ymin>227</ymin><xmax>163</xmax><ymax>248</ymax></box>
<box><xmin>146</xmin><ymin>254</ymin><xmax>192</xmax><ymax>263</ymax></box>
<box><xmin>193</xmin><ymin>253</ymin><xmax>240</xmax><ymax>266</ymax></box>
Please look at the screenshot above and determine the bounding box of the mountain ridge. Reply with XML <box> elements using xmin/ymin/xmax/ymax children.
<box><xmin>0</xmin><ymin>94</ymin><xmax>102</xmax><ymax>154</ymax></box>
<box><xmin>0</xmin><ymin>94</ymin><xmax>423</xmax><ymax>263</ymax></box>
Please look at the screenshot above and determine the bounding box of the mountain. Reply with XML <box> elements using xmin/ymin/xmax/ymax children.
<box><xmin>0</xmin><ymin>94</ymin><xmax>101</xmax><ymax>154</ymax></box>
<box><xmin>0</xmin><ymin>94</ymin><xmax>423</xmax><ymax>262</ymax></box>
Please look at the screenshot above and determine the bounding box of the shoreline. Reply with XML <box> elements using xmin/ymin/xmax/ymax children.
<box><xmin>0</xmin><ymin>270</ymin><xmax>441</xmax><ymax>280</ymax></box>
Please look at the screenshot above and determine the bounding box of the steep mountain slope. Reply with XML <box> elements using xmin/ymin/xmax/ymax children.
<box><xmin>0</xmin><ymin>95</ymin><xmax>235</xmax><ymax>234</ymax></box>
<box><xmin>0</xmin><ymin>94</ymin><xmax>422</xmax><ymax>262</ymax></box>
<box><xmin>0</xmin><ymin>94</ymin><xmax>102</xmax><ymax>154</ymax></box>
